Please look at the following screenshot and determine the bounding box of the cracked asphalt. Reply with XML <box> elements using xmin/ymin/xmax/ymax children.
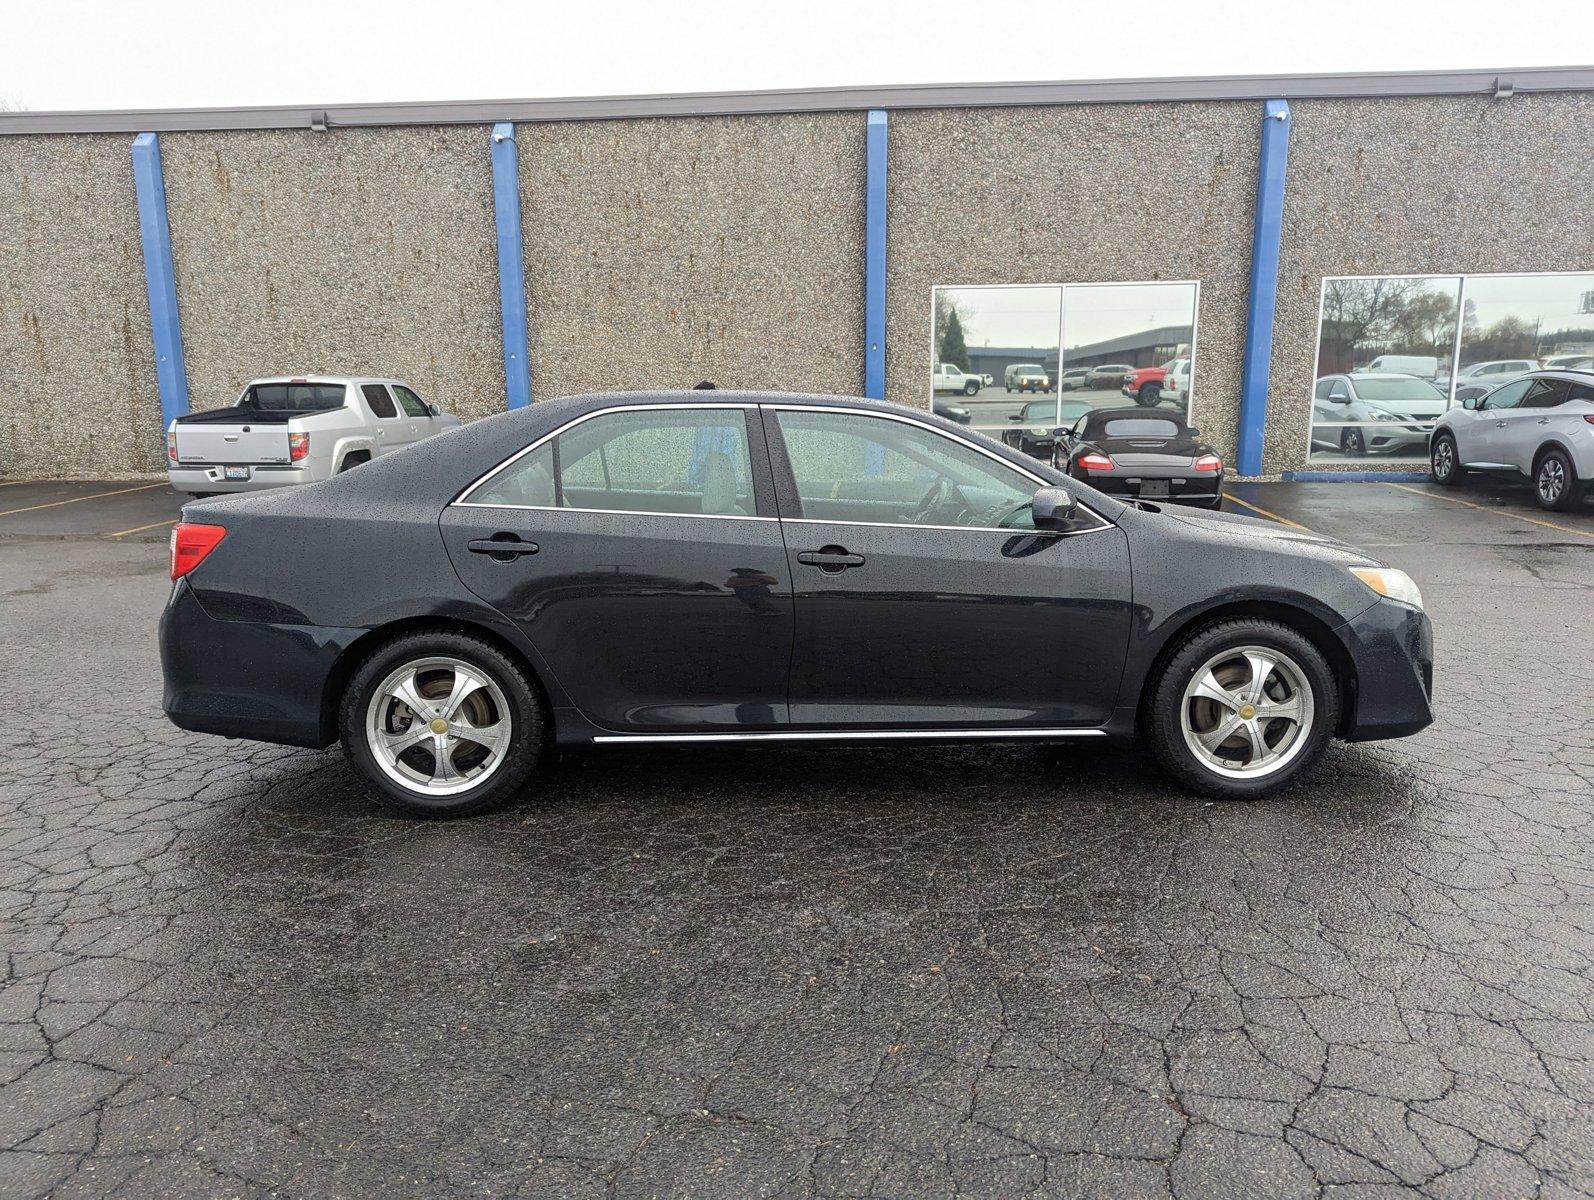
<box><xmin>2</xmin><ymin>479</ymin><xmax>1591</xmax><ymax>1198</ymax></box>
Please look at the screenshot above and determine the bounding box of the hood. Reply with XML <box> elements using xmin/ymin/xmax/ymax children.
<box><xmin>1150</xmin><ymin>503</ymin><xmax>1379</xmax><ymax>565</ymax></box>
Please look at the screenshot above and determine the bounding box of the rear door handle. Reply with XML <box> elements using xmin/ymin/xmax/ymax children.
<box><xmin>468</xmin><ymin>536</ymin><xmax>539</xmax><ymax>560</ymax></box>
<box><xmin>1495</xmin><ymin>420</ymin><xmax>1508</xmax><ymax>427</ymax></box>
<box><xmin>797</xmin><ymin>548</ymin><xmax>865</xmax><ymax>572</ymax></box>
<box><xmin>1537</xmin><ymin>417</ymin><xmax>1550</xmax><ymax>425</ymax></box>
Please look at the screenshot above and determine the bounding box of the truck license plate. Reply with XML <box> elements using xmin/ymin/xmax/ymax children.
<box><xmin>224</xmin><ymin>466</ymin><xmax>251</xmax><ymax>481</ymax></box>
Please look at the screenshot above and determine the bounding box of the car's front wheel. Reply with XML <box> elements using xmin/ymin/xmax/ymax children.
<box><xmin>1534</xmin><ymin>447</ymin><xmax>1582</xmax><ymax>511</ymax></box>
<box><xmin>339</xmin><ymin>628</ymin><xmax>547</xmax><ymax>817</ymax></box>
<box><xmin>1146</xmin><ymin>619</ymin><xmax>1340</xmax><ymax>799</ymax></box>
<box><xmin>962</xmin><ymin>381</ymin><xmax>979</xmax><ymax>396</ymax></box>
<box><xmin>1136</xmin><ymin>384</ymin><xmax>1161</xmax><ymax>406</ymax></box>
<box><xmin>1429</xmin><ymin>433</ymin><xmax>1464</xmax><ymax>487</ymax></box>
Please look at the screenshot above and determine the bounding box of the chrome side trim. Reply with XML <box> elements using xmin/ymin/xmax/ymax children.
<box><xmin>452</xmin><ymin>502</ymin><xmax>774</xmax><ymax>521</ymax></box>
<box><xmin>778</xmin><ymin>516</ymin><xmax>1108</xmax><ymax>537</ymax></box>
<box><xmin>591</xmin><ymin>727</ymin><xmax>1108</xmax><ymax>744</ymax></box>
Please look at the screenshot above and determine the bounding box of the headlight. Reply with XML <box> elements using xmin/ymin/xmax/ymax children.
<box><xmin>1365</xmin><ymin>407</ymin><xmax>1401</xmax><ymax>421</ymax></box>
<box><xmin>1350</xmin><ymin>567</ymin><xmax>1423</xmax><ymax>610</ymax></box>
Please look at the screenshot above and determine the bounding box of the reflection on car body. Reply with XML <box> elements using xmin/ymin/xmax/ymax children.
<box><xmin>1310</xmin><ymin>373</ymin><xmax>1447</xmax><ymax>457</ymax></box>
<box><xmin>1056</xmin><ymin>407</ymin><xmax>1225</xmax><ymax>509</ymax></box>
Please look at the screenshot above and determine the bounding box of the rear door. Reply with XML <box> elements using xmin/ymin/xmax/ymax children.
<box><xmin>440</xmin><ymin>403</ymin><xmax>793</xmax><ymax>732</ymax></box>
<box><xmin>764</xmin><ymin>405</ymin><xmax>1132</xmax><ymax>729</ymax></box>
<box><xmin>1506</xmin><ymin>378</ymin><xmax>1573</xmax><ymax>471</ymax></box>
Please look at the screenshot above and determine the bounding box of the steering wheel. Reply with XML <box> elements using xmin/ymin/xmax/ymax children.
<box><xmin>904</xmin><ymin>476</ymin><xmax>967</xmax><ymax>524</ymax></box>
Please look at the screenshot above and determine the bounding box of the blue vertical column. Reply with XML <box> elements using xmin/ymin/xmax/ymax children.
<box><xmin>863</xmin><ymin>110</ymin><xmax>888</xmax><ymax>400</ymax></box>
<box><xmin>491</xmin><ymin>123</ymin><xmax>532</xmax><ymax>409</ymax></box>
<box><xmin>131</xmin><ymin>133</ymin><xmax>190</xmax><ymax>426</ymax></box>
<box><xmin>1236</xmin><ymin>99</ymin><xmax>1291</xmax><ymax>477</ymax></box>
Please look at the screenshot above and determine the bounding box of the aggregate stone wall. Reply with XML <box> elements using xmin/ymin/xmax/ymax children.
<box><xmin>518</xmin><ymin>113</ymin><xmax>866</xmax><ymax>400</ymax></box>
<box><xmin>161</xmin><ymin>126</ymin><xmax>506</xmax><ymax>423</ymax></box>
<box><xmin>0</xmin><ymin>135</ymin><xmax>161</xmax><ymax>477</ymax></box>
<box><xmin>884</xmin><ymin>103</ymin><xmax>1259</xmax><ymax>462</ymax></box>
<box><xmin>1266</xmin><ymin>93</ymin><xmax>1594</xmax><ymax>473</ymax></box>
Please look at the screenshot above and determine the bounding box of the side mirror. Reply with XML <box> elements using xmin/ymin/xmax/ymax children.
<box><xmin>1031</xmin><ymin>486</ymin><xmax>1077</xmax><ymax>531</ymax></box>
<box><xmin>1008</xmin><ymin>413</ymin><xmax>1024</xmax><ymax>421</ymax></box>
<box><xmin>1461</xmin><ymin>395</ymin><xmax>1478</xmax><ymax>411</ymax></box>
<box><xmin>428</xmin><ymin>403</ymin><xmax>441</xmax><ymax>416</ymax></box>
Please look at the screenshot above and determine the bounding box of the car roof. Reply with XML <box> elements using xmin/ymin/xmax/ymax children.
<box><xmin>247</xmin><ymin>375</ymin><xmax>412</xmax><ymax>386</ymax></box>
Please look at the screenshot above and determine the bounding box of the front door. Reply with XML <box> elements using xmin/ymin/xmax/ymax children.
<box><xmin>441</xmin><ymin>404</ymin><xmax>793</xmax><ymax>731</ymax></box>
<box><xmin>764</xmin><ymin>406</ymin><xmax>1133</xmax><ymax>729</ymax></box>
<box><xmin>1469</xmin><ymin>377</ymin><xmax>1533</xmax><ymax>465</ymax></box>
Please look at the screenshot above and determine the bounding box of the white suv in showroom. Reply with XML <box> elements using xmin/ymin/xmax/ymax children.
<box><xmin>1429</xmin><ymin>369</ymin><xmax>1594</xmax><ymax>510</ymax></box>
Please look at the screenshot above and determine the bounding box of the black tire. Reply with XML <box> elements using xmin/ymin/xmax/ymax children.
<box><xmin>1145</xmin><ymin>618</ymin><xmax>1340</xmax><ymax>800</ymax></box>
<box><xmin>963</xmin><ymin>381</ymin><xmax>979</xmax><ymax>396</ymax></box>
<box><xmin>339</xmin><ymin>627</ymin><xmax>548</xmax><ymax>818</ymax></box>
<box><xmin>1136</xmin><ymin>384</ymin><xmax>1161</xmax><ymax>407</ymax></box>
<box><xmin>1533</xmin><ymin>447</ymin><xmax>1583</xmax><ymax>512</ymax></box>
<box><xmin>1340</xmin><ymin>427</ymin><xmax>1365</xmax><ymax>456</ymax></box>
<box><xmin>1429</xmin><ymin>433</ymin><xmax>1464</xmax><ymax>487</ymax></box>
<box><xmin>338</xmin><ymin>450</ymin><xmax>372</xmax><ymax>473</ymax></box>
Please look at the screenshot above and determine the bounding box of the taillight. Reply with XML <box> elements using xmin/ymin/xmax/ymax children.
<box><xmin>1078</xmin><ymin>452</ymin><xmax>1115</xmax><ymax>471</ymax></box>
<box><xmin>1583</xmin><ymin>415</ymin><xmax>1594</xmax><ymax>426</ymax></box>
<box><xmin>170</xmin><ymin>522</ymin><xmax>226</xmax><ymax>580</ymax></box>
<box><xmin>288</xmin><ymin>432</ymin><xmax>310</xmax><ymax>461</ymax></box>
<box><xmin>1193</xmin><ymin>453</ymin><xmax>1223</xmax><ymax>473</ymax></box>
<box><xmin>167</xmin><ymin>431</ymin><xmax>178</xmax><ymax>462</ymax></box>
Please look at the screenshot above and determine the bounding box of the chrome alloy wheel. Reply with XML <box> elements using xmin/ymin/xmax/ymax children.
<box><xmin>364</xmin><ymin>657</ymin><xmax>512</xmax><ymax>796</ymax></box>
<box><xmin>1179</xmin><ymin>645</ymin><xmax>1315</xmax><ymax>780</ymax></box>
<box><xmin>1431</xmin><ymin>437</ymin><xmax>1454</xmax><ymax>480</ymax></box>
<box><xmin>1537</xmin><ymin>456</ymin><xmax>1565</xmax><ymax>506</ymax></box>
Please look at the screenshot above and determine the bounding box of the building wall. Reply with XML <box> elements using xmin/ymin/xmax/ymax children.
<box><xmin>518</xmin><ymin>113</ymin><xmax>866</xmax><ymax>399</ymax></box>
<box><xmin>884</xmin><ymin>103</ymin><xmax>1259</xmax><ymax>460</ymax></box>
<box><xmin>0</xmin><ymin>135</ymin><xmax>161</xmax><ymax>477</ymax></box>
<box><xmin>1265</xmin><ymin>92</ymin><xmax>1594</xmax><ymax>473</ymax></box>
<box><xmin>160</xmin><ymin>126</ymin><xmax>506</xmax><ymax>423</ymax></box>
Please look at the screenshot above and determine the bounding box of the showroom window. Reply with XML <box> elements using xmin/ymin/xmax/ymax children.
<box><xmin>930</xmin><ymin>282</ymin><xmax>1199</xmax><ymax>462</ymax></box>
<box><xmin>1308</xmin><ymin>271</ymin><xmax>1594</xmax><ymax>462</ymax></box>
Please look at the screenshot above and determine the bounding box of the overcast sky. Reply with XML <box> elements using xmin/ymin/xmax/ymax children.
<box><xmin>1</xmin><ymin>0</ymin><xmax>1588</xmax><ymax>112</ymax></box>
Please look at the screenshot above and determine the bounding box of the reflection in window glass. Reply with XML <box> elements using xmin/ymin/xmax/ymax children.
<box><xmin>1308</xmin><ymin>272</ymin><xmax>1594</xmax><ymax>462</ymax></box>
<box><xmin>1309</xmin><ymin>276</ymin><xmax>1461</xmax><ymax>461</ymax></box>
<box><xmin>929</xmin><ymin>282</ymin><xmax>1200</xmax><ymax>462</ymax></box>
<box><xmin>1458</xmin><ymin>273</ymin><xmax>1594</xmax><ymax>386</ymax></box>
<box><xmin>1059</xmin><ymin>282</ymin><xmax>1198</xmax><ymax>427</ymax></box>
<box><xmin>930</xmin><ymin>286</ymin><xmax>1062</xmax><ymax>439</ymax></box>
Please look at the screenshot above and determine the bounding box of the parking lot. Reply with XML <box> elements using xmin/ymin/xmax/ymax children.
<box><xmin>2</xmin><ymin>477</ymin><xmax>1591</xmax><ymax>1198</ymax></box>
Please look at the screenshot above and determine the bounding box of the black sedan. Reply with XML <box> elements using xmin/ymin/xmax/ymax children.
<box><xmin>1058</xmin><ymin>407</ymin><xmax>1225</xmax><ymax>508</ymax></box>
<box><xmin>161</xmin><ymin>390</ymin><xmax>1433</xmax><ymax>817</ymax></box>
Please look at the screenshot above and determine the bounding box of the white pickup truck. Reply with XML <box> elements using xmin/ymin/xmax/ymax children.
<box><xmin>932</xmin><ymin>362</ymin><xmax>984</xmax><ymax>396</ymax></box>
<box><xmin>166</xmin><ymin>376</ymin><xmax>462</xmax><ymax>496</ymax></box>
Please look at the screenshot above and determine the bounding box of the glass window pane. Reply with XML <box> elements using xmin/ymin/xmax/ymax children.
<box><xmin>776</xmin><ymin>410</ymin><xmax>1036</xmax><ymax>530</ymax></box>
<box><xmin>359</xmin><ymin>384</ymin><xmax>398</xmax><ymax>419</ymax></box>
<box><xmin>1059</xmin><ymin>282</ymin><xmax>1199</xmax><ymax>425</ymax></box>
<box><xmin>930</xmin><ymin>286</ymin><xmax>1062</xmax><ymax>443</ymax></box>
<box><xmin>1310</xmin><ymin>276</ymin><xmax>1460</xmax><ymax>461</ymax></box>
<box><xmin>1459</xmin><ymin>273</ymin><xmax>1594</xmax><ymax>385</ymax></box>
<box><xmin>465</xmin><ymin>443</ymin><xmax>556</xmax><ymax>507</ymax></box>
<box><xmin>393</xmin><ymin>385</ymin><xmax>429</xmax><ymax>418</ymax></box>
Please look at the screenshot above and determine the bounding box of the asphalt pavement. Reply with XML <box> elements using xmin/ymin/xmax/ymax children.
<box><xmin>1</xmin><ymin>477</ymin><xmax>1590</xmax><ymax>1198</ymax></box>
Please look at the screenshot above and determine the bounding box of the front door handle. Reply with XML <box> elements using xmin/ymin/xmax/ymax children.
<box><xmin>797</xmin><ymin>547</ymin><xmax>865</xmax><ymax>572</ymax></box>
<box><xmin>468</xmin><ymin>535</ymin><xmax>539</xmax><ymax>561</ymax></box>
<box><xmin>1538</xmin><ymin>417</ymin><xmax>1550</xmax><ymax>425</ymax></box>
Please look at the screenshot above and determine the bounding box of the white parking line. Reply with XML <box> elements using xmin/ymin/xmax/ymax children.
<box><xmin>1383</xmin><ymin>482</ymin><xmax>1593</xmax><ymax>541</ymax></box>
<box><xmin>0</xmin><ymin>481</ymin><xmax>167</xmax><ymax>518</ymax></box>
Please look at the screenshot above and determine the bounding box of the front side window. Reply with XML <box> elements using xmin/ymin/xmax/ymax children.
<box><xmin>465</xmin><ymin>408</ymin><xmax>755</xmax><ymax>517</ymax></box>
<box><xmin>776</xmin><ymin>410</ymin><xmax>1038</xmax><ymax>530</ymax></box>
<box><xmin>1481</xmin><ymin>379</ymin><xmax>1532</xmax><ymax>410</ymax></box>
<box><xmin>393</xmin><ymin>385</ymin><xmax>429</xmax><ymax>418</ymax></box>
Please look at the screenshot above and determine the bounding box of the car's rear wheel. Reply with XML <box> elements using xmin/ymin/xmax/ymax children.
<box><xmin>339</xmin><ymin>629</ymin><xmax>547</xmax><ymax>817</ymax></box>
<box><xmin>1533</xmin><ymin>447</ymin><xmax>1582</xmax><ymax>511</ymax></box>
<box><xmin>1146</xmin><ymin>619</ymin><xmax>1340</xmax><ymax>799</ymax></box>
<box><xmin>1429</xmin><ymin>433</ymin><xmax>1464</xmax><ymax>487</ymax></box>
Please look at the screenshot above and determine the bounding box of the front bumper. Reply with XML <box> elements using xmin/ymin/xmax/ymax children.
<box><xmin>1337</xmin><ymin>598</ymin><xmax>1434</xmax><ymax>741</ymax></box>
<box><xmin>159</xmin><ymin>579</ymin><xmax>365</xmax><ymax>748</ymax></box>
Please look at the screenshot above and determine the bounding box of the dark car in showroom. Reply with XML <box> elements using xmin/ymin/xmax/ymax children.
<box><xmin>1056</xmin><ymin>407</ymin><xmax>1225</xmax><ymax>508</ymax></box>
<box><xmin>161</xmin><ymin>390</ymin><xmax>1432</xmax><ymax>818</ymax></box>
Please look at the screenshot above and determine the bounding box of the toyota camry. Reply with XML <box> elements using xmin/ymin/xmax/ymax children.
<box><xmin>160</xmin><ymin>390</ymin><xmax>1434</xmax><ymax>817</ymax></box>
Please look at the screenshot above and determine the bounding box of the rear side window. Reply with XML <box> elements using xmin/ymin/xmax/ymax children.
<box><xmin>361</xmin><ymin>384</ymin><xmax>398</xmax><ymax>418</ymax></box>
<box><xmin>1569</xmin><ymin>383</ymin><xmax>1594</xmax><ymax>402</ymax></box>
<box><xmin>245</xmin><ymin>382</ymin><xmax>346</xmax><ymax>411</ymax></box>
<box><xmin>465</xmin><ymin>408</ymin><xmax>755</xmax><ymax>517</ymax></box>
<box><xmin>393</xmin><ymin>385</ymin><xmax>429</xmax><ymax>418</ymax></box>
<box><xmin>1522</xmin><ymin>380</ymin><xmax>1570</xmax><ymax>408</ymax></box>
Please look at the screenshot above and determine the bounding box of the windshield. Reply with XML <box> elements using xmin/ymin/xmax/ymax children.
<box><xmin>1020</xmin><ymin>403</ymin><xmax>1054</xmax><ymax>421</ymax></box>
<box><xmin>244</xmin><ymin>383</ymin><xmax>347</xmax><ymax>411</ymax></box>
<box><xmin>1103</xmin><ymin>418</ymin><xmax>1181</xmax><ymax>437</ymax></box>
<box><xmin>1354</xmin><ymin>378</ymin><xmax>1445</xmax><ymax>402</ymax></box>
